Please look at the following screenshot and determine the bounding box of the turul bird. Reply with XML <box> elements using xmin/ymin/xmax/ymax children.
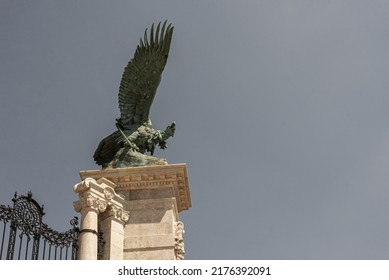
<box><xmin>93</xmin><ymin>21</ymin><xmax>176</xmax><ymax>168</ymax></box>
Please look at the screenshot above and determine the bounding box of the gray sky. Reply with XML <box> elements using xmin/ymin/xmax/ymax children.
<box><xmin>1</xmin><ymin>0</ymin><xmax>389</xmax><ymax>259</ymax></box>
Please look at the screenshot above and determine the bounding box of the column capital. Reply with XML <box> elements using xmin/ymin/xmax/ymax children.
<box><xmin>100</xmin><ymin>204</ymin><xmax>130</xmax><ymax>224</ymax></box>
<box><xmin>73</xmin><ymin>177</ymin><xmax>126</xmax><ymax>215</ymax></box>
<box><xmin>73</xmin><ymin>195</ymin><xmax>107</xmax><ymax>213</ymax></box>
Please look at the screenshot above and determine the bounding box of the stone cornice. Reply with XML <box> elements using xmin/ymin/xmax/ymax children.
<box><xmin>79</xmin><ymin>164</ymin><xmax>191</xmax><ymax>212</ymax></box>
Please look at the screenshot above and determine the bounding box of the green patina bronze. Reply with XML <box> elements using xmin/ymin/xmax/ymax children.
<box><xmin>93</xmin><ymin>21</ymin><xmax>175</xmax><ymax>168</ymax></box>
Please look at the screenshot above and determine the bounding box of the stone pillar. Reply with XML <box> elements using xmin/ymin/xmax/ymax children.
<box><xmin>73</xmin><ymin>177</ymin><xmax>129</xmax><ymax>260</ymax></box>
<box><xmin>78</xmin><ymin>163</ymin><xmax>191</xmax><ymax>260</ymax></box>
<box><xmin>99</xmin><ymin>205</ymin><xmax>128</xmax><ymax>259</ymax></box>
<box><xmin>78</xmin><ymin>203</ymin><xmax>99</xmax><ymax>260</ymax></box>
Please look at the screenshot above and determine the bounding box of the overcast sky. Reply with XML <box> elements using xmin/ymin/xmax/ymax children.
<box><xmin>1</xmin><ymin>0</ymin><xmax>389</xmax><ymax>259</ymax></box>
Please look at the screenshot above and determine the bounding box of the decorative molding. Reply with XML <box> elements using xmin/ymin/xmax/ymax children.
<box><xmin>104</xmin><ymin>189</ymin><xmax>114</xmax><ymax>200</ymax></box>
<box><xmin>73</xmin><ymin>177</ymin><xmax>96</xmax><ymax>193</ymax></box>
<box><xmin>174</xmin><ymin>221</ymin><xmax>185</xmax><ymax>260</ymax></box>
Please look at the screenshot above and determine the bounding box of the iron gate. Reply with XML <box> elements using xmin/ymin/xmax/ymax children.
<box><xmin>0</xmin><ymin>192</ymin><xmax>79</xmax><ymax>260</ymax></box>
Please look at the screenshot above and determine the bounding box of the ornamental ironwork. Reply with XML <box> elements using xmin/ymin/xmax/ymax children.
<box><xmin>0</xmin><ymin>192</ymin><xmax>79</xmax><ymax>260</ymax></box>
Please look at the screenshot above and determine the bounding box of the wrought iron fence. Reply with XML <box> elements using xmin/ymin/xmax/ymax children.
<box><xmin>0</xmin><ymin>192</ymin><xmax>79</xmax><ymax>260</ymax></box>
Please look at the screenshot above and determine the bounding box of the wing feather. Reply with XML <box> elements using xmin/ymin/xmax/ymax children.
<box><xmin>118</xmin><ymin>21</ymin><xmax>173</xmax><ymax>127</ymax></box>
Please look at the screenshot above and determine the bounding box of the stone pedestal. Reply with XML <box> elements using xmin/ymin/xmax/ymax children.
<box><xmin>73</xmin><ymin>163</ymin><xmax>191</xmax><ymax>260</ymax></box>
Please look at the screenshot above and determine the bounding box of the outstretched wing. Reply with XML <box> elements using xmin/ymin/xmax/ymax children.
<box><xmin>118</xmin><ymin>21</ymin><xmax>174</xmax><ymax>127</ymax></box>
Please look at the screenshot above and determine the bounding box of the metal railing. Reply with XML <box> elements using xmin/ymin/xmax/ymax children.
<box><xmin>0</xmin><ymin>192</ymin><xmax>79</xmax><ymax>260</ymax></box>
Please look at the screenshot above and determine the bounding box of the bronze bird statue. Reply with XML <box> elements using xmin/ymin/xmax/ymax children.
<box><xmin>93</xmin><ymin>21</ymin><xmax>175</xmax><ymax>168</ymax></box>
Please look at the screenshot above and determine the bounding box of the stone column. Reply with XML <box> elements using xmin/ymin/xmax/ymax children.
<box><xmin>73</xmin><ymin>177</ymin><xmax>129</xmax><ymax>260</ymax></box>
<box><xmin>77</xmin><ymin>199</ymin><xmax>100</xmax><ymax>260</ymax></box>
